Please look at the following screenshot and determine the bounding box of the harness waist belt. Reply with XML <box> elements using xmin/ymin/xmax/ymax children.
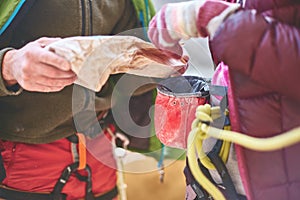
<box><xmin>0</xmin><ymin>185</ymin><xmax>118</xmax><ymax>200</ymax></box>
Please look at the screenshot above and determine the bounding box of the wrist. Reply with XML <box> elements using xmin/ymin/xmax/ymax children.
<box><xmin>2</xmin><ymin>49</ymin><xmax>18</xmax><ymax>86</ymax></box>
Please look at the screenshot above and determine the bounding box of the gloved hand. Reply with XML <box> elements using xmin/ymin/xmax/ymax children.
<box><xmin>147</xmin><ymin>0</ymin><xmax>240</xmax><ymax>56</ymax></box>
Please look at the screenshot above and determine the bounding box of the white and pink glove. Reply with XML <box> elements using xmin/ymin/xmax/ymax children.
<box><xmin>148</xmin><ymin>0</ymin><xmax>240</xmax><ymax>55</ymax></box>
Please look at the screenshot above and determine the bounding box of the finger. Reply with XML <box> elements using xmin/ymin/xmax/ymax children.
<box><xmin>161</xmin><ymin>43</ymin><xmax>183</xmax><ymax>59</ymax></box>
<box><xmin>148</xmin><ymin>26</ymin><xmax>159</xmax><ymax>47</ymax></box>
<box><xmin>38</xmin><ymin>49</ymin><xmax>72</xmax><ymax>71</ymax></box>
<box><xmin>35</xmin><ymin>63</ymin><xmax>76</xmax><ymax>79</ymax></box>
<box><xmin>151</xmin><ymin>29</ymin><xmax>159</xmax><ymax>47</ymax></box>
<box><xmin>171</xmin><ymin>43</ymin><xmax>183</xmax><ymax>57</ymax></box>
<box><xmin>35</xmin><ymin>76</ymin><xmax>77</xmax><ymax>87</ymax></box>
<box><xmin>19</xmin><ymin>78</ymin><xmax>71</xmax><ymax>92</ymax></box>
<box><xmin>24</xmin><ymin>43</ymin><xmax>72</xmax><ymax>72</ymax></box>
<box><xmin>36</xmin><ymin>37</ymin><xmax>62</xmax><ymax>46</ymax></box>
<box><xmin>182</xmin><ymin>55</ymin><xmax>190</xmax><ymax>63</ymax></box>
<box><xmin>148</xmin><ymin>15</ymin><xmax>157</xmax><ymax>40</ymax></box>
<box><xmin>24</xmin><ymin>84</ymin><xmax>66</xmax><ymax>93</ymax></box>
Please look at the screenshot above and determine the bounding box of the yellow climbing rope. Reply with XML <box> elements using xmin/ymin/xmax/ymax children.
<box><xmin>187</xmin><ymin>103</ymin><xmax>300</xmax><ymax>200</ymax></box>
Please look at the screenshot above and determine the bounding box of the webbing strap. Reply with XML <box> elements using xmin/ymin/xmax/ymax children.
<box><xmin>207</xmin><ymin>140</ymin><xmax>241</xmax><ymax>200</ymax></box>
<box><xmin>68</xmin><ymin>133</ymin><xmax>87</xmax><ymax>170</ymax></box>
<box><xmin>51</xmin><ymin>162</ymin><xmax>79</xmax><ymax>200</ymax></box>
<box><xmin>77</xmin><ymin>133</ymin><xmax>87</xmax><ymax>170</ymax></box>
<box><xmin>0</xmin><ymin>185</ymin><xmax>64</xmax><ymax>200</ymax></box>
<box><xmin>186</xmin><ymin>134</ymin><xmax>245</xmax><ymax>200</ymax></box>
<box><xmin>185</xmin><ymin>139</ymin><xmax>223</xmax><ymax>200</ymax></box>
<box><xmin>51</xmin><ymin>163</ymin><xmax>95</xmax><ymax>200</ymax></box>
<box><xmin>0</xmin><ymin>185</ymin><xmax>118</xmax><ymax>200</ymax></box>
<box><xmin>52</xmin><ymin>134</ymin><xmax>93</xmax><ymax>200</ymax></box>
<box><xmin>184</xmin><ymin>158</ymin><xmax>212</xmax><ymax>200</ymax></box>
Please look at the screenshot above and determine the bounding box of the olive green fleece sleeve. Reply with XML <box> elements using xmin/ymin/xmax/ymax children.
<box><xmin>0</xmin><ymin>47</ymin><xmax>22</xmax><ymax>96</ymax></box>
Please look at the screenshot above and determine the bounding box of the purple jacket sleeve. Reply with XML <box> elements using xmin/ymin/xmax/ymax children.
<box><xmin>210</xmin><ymin>9</ymin><xmax>300</xmax><ymax>102</ymax></box>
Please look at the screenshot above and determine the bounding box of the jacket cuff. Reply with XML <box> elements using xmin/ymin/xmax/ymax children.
<box><xmin>0</xmin><ymin>48</ymin><xmax>23</xmax><ymax>96</ymax></box>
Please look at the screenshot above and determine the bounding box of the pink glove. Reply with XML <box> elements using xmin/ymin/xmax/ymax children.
<box><xmin>148</xmin><ymin>0</ymin><xmax>240</xmax><ymax>55</ymax></box>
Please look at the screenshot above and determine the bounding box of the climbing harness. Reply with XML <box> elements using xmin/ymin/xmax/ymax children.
<box><xmin>0</xmin><ymin>132</ymin><xmax>118</xmax><ymax>200</ymax></box>
<box><xmin>187</xmin><ymin>104</ymin><xmax>300</xmax><ymax>200</ymax></box>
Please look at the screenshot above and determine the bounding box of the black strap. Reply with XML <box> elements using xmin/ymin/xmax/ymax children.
<box><xmin>83</xmin><ymin>165</ymin><xmax>94</xmax><ymax>200</ymax></box>
<box><xmin>184</xmin><ymin>84</ymin><xmax>247</xmax><ymax>200</ymax></box>
<box><xmin>207</xmin><ymin>140</ymin><xmax>241</xmax><ymax>200</ymax></box>
<box><xmin>0</xmin><ymin>187</ymin><xmax>60</xmax><ymax>200</ymax></box>
<box><xmin>66</xmin><ymin>134</ymin><xmax>79</xmax><ymax>143</ymax></box>
<box><xmin>0</xmin><ymin>185</ymin><xmax>118</xmax><ymax>200</ymax></box>
<box><xmin>185</xmin><ymin>139</ymin><xmax>247</xmax><ymax>200</ymax></box>
<box><xmin>94</xmin><ymin>186</ymin><xmax>118</xmax><ymax>200</ymax></box>
<box><xmin>54</xmin><ymin>134</ymin><xmax>94</xmax><ymax>199</ymax></box>
<box><xmin>53</xmin><ymin>133</ymin><xmax>94</xmax><ymax>199</ymax></box>
<box><xmin>51</xmin><ymin>162</ymin><xmax>80</xmax><ymax>199</ymax></box>
<box><xmin>184</xmin><ymin>158</ymin><xmax>213</xmax><ymax>200</ymax></box>
<box><xmin>51</xmin><ymin>162</ymin><xmax>95</xmax><ymax>200</ymax></box>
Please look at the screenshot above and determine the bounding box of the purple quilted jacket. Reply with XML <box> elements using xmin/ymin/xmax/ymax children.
<box><xmin>210</xmin><ymin>0</ymin><xmax>300</xmax><ymax>199</ymax></box>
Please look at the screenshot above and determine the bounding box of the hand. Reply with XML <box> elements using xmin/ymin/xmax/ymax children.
<box><xmin>2</xmin><ymin>37</ymin><xmax>77</xmax><ymax>92</ymax></box>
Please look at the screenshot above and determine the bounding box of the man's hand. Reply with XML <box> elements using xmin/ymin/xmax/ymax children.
<box><xmin>2</xmin><ymin>37</ymin><xmax>77</xmax><ymax>92</ymax></box>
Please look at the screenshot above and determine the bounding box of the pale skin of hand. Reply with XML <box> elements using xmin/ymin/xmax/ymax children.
<box><xmin>2</xmin><ymin>37</ymin><xmax>77</xmax><ymax>92</ymax></box>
